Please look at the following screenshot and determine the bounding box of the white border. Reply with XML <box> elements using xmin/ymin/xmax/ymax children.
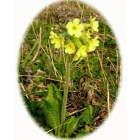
<box><xmin>14</xmin><ymin>0</ymin><xmax>126</xmax><ymax>140</ymax></box>
<box><xmin>0</xmin><ymin>1</ymin><xmax>14</xmax><ymax>140</ymax></box>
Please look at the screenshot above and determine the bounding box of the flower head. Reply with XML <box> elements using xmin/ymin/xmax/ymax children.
<box><xmin>65</xmin><ymin>42</ymin><xmax>76</xmax><ymax>54</ymax></box>
<box><xmin>49</xmin><ymin>31</ymin><xmax>58</xmax><ymax>39</ymax></box>
<box><xmin>66</xmin><ymin>18</ymin><xmax>84</xmax><ymax>38</ymax></box>
<box><xmin>87</xmin><ymin>36</ymin><xmax>99</xmax><ymax>52</ymax></box>
<box><xmin>80</xmin><ymin>30</ymin><xmax>90</xmax><ymax>45</ymax></box>
<box><xmin>90</xmin><ymin>17</ymin><xmax>99</xmax><ymax>32</ymax></box>
<box><xmin>49</xmin><ymin>31</ymin><xmax>64</xmax><ymax>49</ymax></box>
<box><xmin>73</xmin><ymin>46</ymin><xmax>87</xmax><ymax>61</ymax></box>
<box><xmin>84</xmin><ymin>30</ymin><xmax>91</xmax><ymax>39</ymax></box>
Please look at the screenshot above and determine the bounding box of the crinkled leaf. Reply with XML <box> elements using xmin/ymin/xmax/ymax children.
<box><xmin>42</xmin><ymin>99</ymin><xmax>61</xmax><ymax>129</ymax></box>
<box><xmin>76</xmin><ymin>129</ymin><xmax>90</xmax><ymax>138</ymax></box>
<box><xmin>41</xmin><ymin>84</ymin><xmax>62</xmax><ymax>134</ymax></box>
<box><xmin>45</xmin><ymin>83</ymin><xmax>62</xmax><ymax>113</ymax></box>
<box><xmin>79</xmin><ymin>105</ymin><xmax>93</xmax><ymax>126</ymax></box>
<box><xmin>45</xmin><ymin>84</ymin><xmax>54</xmax><ymax>100</ymax></box>
<box><xmin>52</xmin><ymin>84</ymin><xmax>62</xmax><ymax>102</ymax></box>
<box><xmin>65</xmin><ymin>116</ymin><xmax>79</xmax><ymax>137</ymax></box>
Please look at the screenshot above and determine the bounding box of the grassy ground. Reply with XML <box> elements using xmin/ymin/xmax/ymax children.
<box><xmin>18</xmin><ymin>0</ymin><xmax>121</xmax><ymax>138</ymax></box>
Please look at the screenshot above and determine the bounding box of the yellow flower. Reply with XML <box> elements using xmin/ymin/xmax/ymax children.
<box><xmin>66</xmin><ymin>18</ymin><xmax>84</xmax><ymax>38</ymax></box>
<box><xmin>81</xmin><ymin>30</ymin><xmax>91</xmax><ymax>39</ymax></box>
<box><xmin>84</xmin><ymin>23</ymin><xmax>90</xmax><ymax>28</ymax></box>
<box><xmin>80</xmin><ymin>30</ymin><xmax>90</xmax><ymax>45</ymax></box>
<box><xmin>65</xmin><ymin>42</ymin><xmax>76</xmax><ymax>54</ymax></box>
<box><xmin>84</xmin><ymin>30</ymin><xmax>91</xmax><ymax>39</ymax></box>
<box><xmin>90</xmin><ymin>17</ymin><xmax>99</xmax><ymax>32</ymax></box>
<box><xmin>87</xmin><ymin>36</ymin><xmax>99</xmax><ymax>52</ymax></box>
<box><xmin>73</xmin><ymin>46</ymin><xmax>87</xmax><ymax>61</ymax></box>
<box><xmin>49</xmin><ymin>31</ymin><xmax>58</xmax><ymax>39</ymax></box>
<box><xmin>73</xmin><ymin>54</ymin><xmax>79</xmax><ymax>61</ymax></box>
<box><xmin>49</xmin><ymin>31</ymin><xmax>64</xmax><ymax>49</ymax></box>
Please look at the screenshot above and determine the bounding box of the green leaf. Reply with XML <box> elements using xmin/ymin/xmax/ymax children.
<box><xmin>41</xmin><ymin>84</ymin><xmax>62</xmax><ymax>136</ymax></box>
<box><xmin>65</xmin><ymin>116</ymin><xmax>79</xmax><ymax>137</ymax></box>
<box><xmin>79</xmin><ymin>105</ymin><xmax>93</xmax><ymax>126</ymax></box>
<box><xmin>47</xmin><ymin>83</ymin><xmax>62</xmax><ymax>113</ymax></box>
<box><xmin>21</xmin><ymin>40</ymin><xmax>38</xmax><ymax>67</ymax></box>
<box><xmin>42</xmin><ymin>99</ymin><xmax>61</xmax><ymax>136</ymax></box>
<box><xmin>52</xmin><ymin>84</ymin><xmax>62</xmax><ymax>102</ymax></box>
<box><xmin>46</xmin><ymin>83</ymin><xmax>62</xmax><ymax>102</ymax></box>
<box><xmin>45</xmin><ymin>84</ymin><xmax>54</xmax><ymax>100</ymax></box>
<box><xmin>42</xmin><ymin>99</ymin><xmax>61</xmax><ymax>129</ymax></box>
<box><xmin>76</xmin><ymin>129</ymin><xmax>89</xmax><ymax>138</ymax></box>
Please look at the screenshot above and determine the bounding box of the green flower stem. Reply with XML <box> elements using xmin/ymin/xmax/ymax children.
<box><xmin>61</xmin><ymin>54</ymin><xmax>70</xmax><ymax>125</ymax></box>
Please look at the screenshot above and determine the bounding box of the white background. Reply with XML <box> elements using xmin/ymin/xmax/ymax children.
<box><xmin>1</xmin><ymin>0</ymin><xmax>139</xmax><ymax>140</ymax></box>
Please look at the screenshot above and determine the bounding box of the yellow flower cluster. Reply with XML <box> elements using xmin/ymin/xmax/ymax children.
<box><xmin>49</xmin><ymin>31</ymin><xmax>64</xmax><ymax>49</ymax></box>
<box><xmin>49</xmin><ymin>17</ymin><xmax>99</xmax><ymax>61</ymax></box>
<box><xmin>66</xmin><ymin>18</ymin><xmax>84</xmax><ymax>38</ymax></box>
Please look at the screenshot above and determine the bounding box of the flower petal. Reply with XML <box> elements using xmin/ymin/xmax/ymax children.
<box><xmin>88</xmin><ymin>36</ymin><xmax>99</xmax><ymax>52</ymax></box>
<box><xmin>75</xmin><ymin>30</ymin><xmax>82</xmax><ymax>38</ymax></box>
<box><xmin>73</xmin><ymin>18</ymin><xmax>80</xmax><ymax>25</ymax></box>
<box><xmin>66</xmin><ymin>18</ymin><xmax>84</xmax><ymax>38</ymax></box>
<box><xmin>92</xmin><ymin>21</ymin><xmax>99</xmax><ymax>32</ymax></box>
<box><xmin>78</xmin><ymin>24</ymin><xmax>84</xmax><ymax>31</ymax></box>
<box><xmin>73</xmin><ymin>54</ymin><xmax>79</xmax><ymax>61</ymax></box>
<box><xmin>66</xmin><ymin>22</ymin><xmax>73</xmax><ymax>29</ymax></box>
<box><xmin>65</xmin><ymin>42</ymin><xmax>75</xmax><ymax>54</ymax></box>
<box><xmin>90</xmin><ymin>17</ymin><xmax>99</xmax><ymax>32</ymax></box>
<box><xmin>77</xmin><ymin>46</ymin><xmax>87</xmax><ymax>57</ymax></box>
